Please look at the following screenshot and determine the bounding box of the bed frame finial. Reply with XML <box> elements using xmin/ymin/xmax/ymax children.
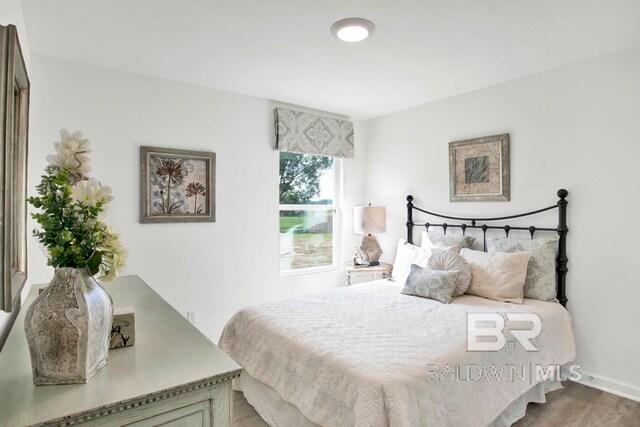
<box><xmin>557</xmin><ymin>189</ymin><xmax>568</xmax><ymax>199</ymax></box>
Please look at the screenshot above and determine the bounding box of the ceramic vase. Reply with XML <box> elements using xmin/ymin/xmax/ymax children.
<box><xmin>24</xmin><ymin>267</ymin><xmax>113</xmax><ymax>385</ymax></box>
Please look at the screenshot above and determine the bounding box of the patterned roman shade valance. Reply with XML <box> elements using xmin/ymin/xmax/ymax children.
<box><xmin>275</xmin><ymin>108</ymin><xmax>355</xmax><ymax>159</ymax></box>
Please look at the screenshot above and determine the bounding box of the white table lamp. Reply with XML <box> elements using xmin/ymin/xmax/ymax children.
<box><xmin>353</xmin><ymin>205</ymin><xmax>386</xmax><ymax>266</ymax></box>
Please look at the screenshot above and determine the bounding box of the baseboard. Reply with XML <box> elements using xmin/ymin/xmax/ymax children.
<box><xmin>572</xmin><ymin>370</ymin><xmax>640</xmax><ymax>402</ymax></box>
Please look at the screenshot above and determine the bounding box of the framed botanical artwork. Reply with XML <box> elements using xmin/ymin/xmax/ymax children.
<box><xmin>449</xmin><ymin>133</ymin><xmax>510</xmax><ymax>202</ymax></box>
<box><xmin>140</xmin><ymin>146</ymin><xmax>216</xmax><ymax>223</ymax></box>
<box><xmin>1</xmin><ymin>25</ymin><xmax>29</xmax><ymax>312</ymax></box>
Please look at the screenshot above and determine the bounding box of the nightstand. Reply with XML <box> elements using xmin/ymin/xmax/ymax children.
<box><xmin>346</xmin><ymin>262</ymin><xmax>393</xmax><ymax>285</ymax></box>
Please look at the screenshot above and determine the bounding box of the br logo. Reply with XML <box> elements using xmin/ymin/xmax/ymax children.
<box><xmin>467</xmin><ymin>313</ymin><xmax>542</xmax><ymax>352</ymax></box>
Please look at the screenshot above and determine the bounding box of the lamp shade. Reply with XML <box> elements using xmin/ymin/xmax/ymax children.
<box><xmin>353</xmin><ymin>206</ymin><xmax>386</xmax><ymax>234</ymax></box>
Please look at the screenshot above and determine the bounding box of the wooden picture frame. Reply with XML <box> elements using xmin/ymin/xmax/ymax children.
<box><xmin>0</xmin><ymin>25</ymin><xmax>29</xmax><ymax>312</ymax></box>
<box><xmin>449</xmin><ymin>133</ymin><xmax>510</xmax><ymax>202</ymax></box>
<box><xmin>140</xmin><ymin>146</ymin><xmax>216</xmax><ymax>223</ymax></box>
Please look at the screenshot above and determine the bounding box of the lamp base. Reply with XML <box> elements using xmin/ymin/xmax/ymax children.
<box><xmin>360</xmin><ymin>234</ymin><xmax>383</xmax><ymax>265</ymax></box>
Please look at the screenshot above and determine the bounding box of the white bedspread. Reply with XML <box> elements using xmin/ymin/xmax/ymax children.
<box><xmin>219</xmin><ymin>280</ymin><xmax>575</xmax><ymax>427</ymax></box>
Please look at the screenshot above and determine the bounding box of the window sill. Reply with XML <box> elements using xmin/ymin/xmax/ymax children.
<box><xmin>279</xmin><ymin>264</ymin><xmax>341</xmax><ymax>279</ymax></box>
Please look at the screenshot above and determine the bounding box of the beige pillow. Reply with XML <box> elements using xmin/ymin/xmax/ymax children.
<box><xmin>460</xmin><ymin>248</ymin><xmax>531</xmax><ymax>304</ymax></box>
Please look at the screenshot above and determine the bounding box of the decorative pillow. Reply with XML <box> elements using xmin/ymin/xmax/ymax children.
<box><xmin>421</xmin><ymin>231</ymin><xmax>475</xmax><ymax>251</ymax></box>
<box><xmin>487</xmin><ymin>235</ymin><xmax>559</xmax><ymax>302</ymax></box>
<box><xmin>460</xmin><ymin>248</ymin><xmax>531</xmax><ymax>304</ymax></box>
<box><xmin>391</xmin><ymin>240</ymin><xmax>432</xmax><ymax>285</ymax></box>
<box><xmin>392</xmin><ymin>240</ymin><xmax>458</xmax><ymax>285</ymax></box>
<box><xmin>401</xmin><ymin>265</ymin><xmax>460</xmax><ymax>304</ymax></box>
<box><xmin>427</xmin><ymin>249</ymin><xmax>472</xmax><ymax>297</ymax></box>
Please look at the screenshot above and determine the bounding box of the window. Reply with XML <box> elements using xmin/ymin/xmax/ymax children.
<box><xmin>279</xmin><ymin>152</ymin><xmax>341</xmax><ymax>275</ymax></box>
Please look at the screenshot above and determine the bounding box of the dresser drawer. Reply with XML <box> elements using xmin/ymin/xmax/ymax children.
<box><xmin>69</xmin><ymin>380</ymin><xmax>234</xmax><ymax>427</ymax></box>
<box><xmin>124</xmin><ymin>400</ymin><xmax>212</xmax><ymax>427</ymax></box>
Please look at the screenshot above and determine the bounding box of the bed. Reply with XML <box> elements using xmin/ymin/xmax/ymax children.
<box><xmin>220</xmin><ymin>190</ymin><xmax>575</xmax><ymax>426</ymax></box>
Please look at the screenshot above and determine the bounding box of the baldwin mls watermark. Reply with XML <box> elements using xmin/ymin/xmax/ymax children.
<box><xmin>426</xmin><ymin>363</ymin><xmax>582</xmax><ymax>384</ymax></box>
<box><xmin>424</xmin><ymin>312</ymin><xmax>581</xmax><ymax>384</ymax></box>
<box><xmin>467</xmin><ymin>313</ymin><xmax>542</xmax><ymax>352</ymax></box>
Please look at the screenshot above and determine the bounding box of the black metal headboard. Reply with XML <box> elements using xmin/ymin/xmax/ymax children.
<box><xmin>406</xmin><ymin>189</ymin><xmax>569</xmax><ymax>306</ymax></box>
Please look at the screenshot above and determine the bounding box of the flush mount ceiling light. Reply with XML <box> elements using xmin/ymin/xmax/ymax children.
<box><xmin>330</xmin><ymin>18</ymin><xmax>375</xmax><ymax>42</ymax></box>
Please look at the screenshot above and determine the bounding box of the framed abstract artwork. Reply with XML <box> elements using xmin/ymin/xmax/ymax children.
<box><xmin>1</xmin><ymin>25</ymin><xmax>29</xmax><ymax>312</ymax></box>
<box><xmin>140</xmin><ymin>146</ymin><xmax>216</xmax><ymax>223</ymax></box>
<box><xmin>448</xmin><ymin>133</ymin><xmax>510</xmax><ymax>202</ymax></box>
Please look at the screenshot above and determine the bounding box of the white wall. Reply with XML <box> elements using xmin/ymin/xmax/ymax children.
<box><xmin>363</xmin><ymin>46</ymin><xmax>640</xmax><ymax>398</ymax></box>
<box><xmin>27</xmin><ymin>55</ymin><xmax>365</xmax><ymax>341</ymax></box>
<box><xmin>0</xmin><ymin>0</ymin><xmax>30</xmax><ymax>348</ymax></box>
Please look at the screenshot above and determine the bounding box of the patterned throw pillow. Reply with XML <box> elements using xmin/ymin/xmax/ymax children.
<box><xmin>487</xmin><ymin>235</ymin><xmax>559</xmax><ymax>302</ymax></box>
<box><xmin>421</xmin><ymin>231</ymin><xmax>475</xmax><ymax>251</ymax></box>
<box><xmin>401</xmin><ymin>265</ymin><xmax>460</xmax><ymax>304</ymax></box>
<box><xmin>427</xmin><ymin>249</ymin><xmax>472</xmax><ymax>297</ymax></box>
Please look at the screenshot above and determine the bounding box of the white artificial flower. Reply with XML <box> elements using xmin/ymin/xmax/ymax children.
<box><xmin>100</xmin><ymin>228</ymin><xmax>128</xmax><ymax>281</ymax></box>
<box><xmin>101</xmin><ymin>247</ymin><xmax>128</xmax><ymax>282</ymax></box>
<box><xmin>46</xmin><ymin>129</ymin><xmax>92</xmax><ymax>175</ymax></box>
<box><xmin>71</xmin><ymin>177</ymin><xmax>113</xmax><ymax>207</ymax></box>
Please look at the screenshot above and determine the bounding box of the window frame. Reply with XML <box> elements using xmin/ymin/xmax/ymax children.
<box><xmin>279</xmin><ymin>156</ymin><xmax>343</xmax><ymax>278</ymax></box>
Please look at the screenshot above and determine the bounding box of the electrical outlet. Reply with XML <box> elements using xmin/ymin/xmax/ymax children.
<box><xmin>187</xmin><ymin>309</ymin><xmax>198</xmax><ymax>324</ymax></box>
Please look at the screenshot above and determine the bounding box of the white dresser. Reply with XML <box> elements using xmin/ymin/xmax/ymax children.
<box><xmin>0</xmin><ymin>275</ymin><xmax>241</xmax><ymax>427</ymax></box>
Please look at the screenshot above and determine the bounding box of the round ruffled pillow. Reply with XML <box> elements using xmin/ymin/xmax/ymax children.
<box><xmin>427</xmin><ymin>249</ymin><xmax>472</xmax><ymax>297</ymax></box>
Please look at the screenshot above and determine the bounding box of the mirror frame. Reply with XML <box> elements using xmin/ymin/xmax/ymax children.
<box><xmin>0</xmin><ymin>24</ymin><xmax>29</xmax><ymax>312</ymax></box>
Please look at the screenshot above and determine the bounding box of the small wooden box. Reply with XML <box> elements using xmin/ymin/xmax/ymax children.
<box><xmin>110</xmin><ymin>306</ymin><xmax>135</xmax><ymax>349</ymax></box>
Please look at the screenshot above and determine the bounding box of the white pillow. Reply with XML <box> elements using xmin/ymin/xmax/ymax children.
<box><xmin>392</xmin><ymin>240</ymin><xmax>458</xmax><ymax>285</ymax></box>
<box><xmin>391</xmin><ymin>240</ymin><xmax>431</xmax><ymax>285</ymax></box>
<box><xmin>460</xmin><ymin>248</ymin><xmax>531</xmax><ymax>304</ymax></box>
<box><xmin>421</xmin><ymin>231</ymin><xmax>476</xmax><ymax>251</ymax></box>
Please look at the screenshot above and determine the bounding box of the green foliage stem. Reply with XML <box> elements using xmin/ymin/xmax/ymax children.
<box><xmin>28</xmin><ymin>167</ymin><xmax>106</xmax><ymax>275</ymax></box>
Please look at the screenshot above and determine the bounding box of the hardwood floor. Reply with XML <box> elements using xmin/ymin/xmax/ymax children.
<box><xmin>232</xmin><ymin>381</ymin><xmax>640</xmax><ymax>427</ymax></box>
<box><xmin>232</xmin><ymin>390</ymin><xmax>269</xmax><ymax>427</ymax></box>
<box><xmin>513</xmin><ymin>381</ymin><xmax>639</xmax><ymax>427</ymax></box>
